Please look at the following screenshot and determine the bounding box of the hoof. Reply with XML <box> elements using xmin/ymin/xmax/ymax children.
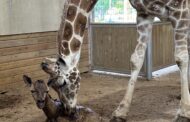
<box><xmin>110</xmin><ymin>116</ymin><xmax>127</xmax><ymax>122</ymax></box>
<box><xmin>174</xmin><ymin>115</ymin><xmax>190</xmax><ymax>122</ymax></box>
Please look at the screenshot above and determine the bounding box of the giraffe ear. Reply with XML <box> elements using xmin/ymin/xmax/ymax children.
<box><xmin>45</xmin><ymin>57</ymin><xmax>57</xmax><ymax>62</ymax></box>
<box><xmin>23</xmin><ymin>75</ymin><xmax>32</xmax><ymax>87</ymax></box>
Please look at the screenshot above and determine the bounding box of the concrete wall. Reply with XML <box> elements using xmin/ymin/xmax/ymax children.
<box><xmin>0</xmin><ymin>0</ymin><xmax>65</xmax><ymax>35</ymax></box>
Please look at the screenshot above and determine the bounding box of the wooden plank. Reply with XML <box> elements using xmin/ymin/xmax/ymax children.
<box><xmin>0</xmin><ymin>65</ymin><xmax>89</xmax><ymax>85</ymax></box>
<box><xmin>79</xmin><ymin>60</ymin><xmax>89</xmax><ymax>67</ymax></box>
<box><xmin>0</xmin><ymin>60</ymin><xmax>89</xmax><ymax>79</ymax></box>
<box><xmin>79</xmin><ymin>59</ymin><xmax>89</xmax><ymax>66</ymax></box>
<box><xmin>0</xmin><ymin>49</ymin><xmax>56</xmax><ymax>63</ymax></box>
<box><xmin>0</xmin><ymin>31</ymin><xmax>57</xmax><ymax>41</ymax></box>
<box><xmin>0</xmin><ymin>56</ymin><xmax>54</xmax><ymax>71</ymax></box>
<box><xmin>81</xmin><ymin>44</ymin><xmax>89</xmax><ymax>50</ymax></box>
<box><xmin>0</xmin><ymin>54</ymin><xmax>88</xmax><ymax>72</ymax></box>
<box><xmin>0</xmin><ymin>36</ymin><xmax>56</xmax><ymax>48</ymax></box>
<box><xmin>0</xmin><ymin>75</ymin><xmax>48</xmax><ymax>87</ymax></box>
<box><xmin>81</xmin><ymin>49</ymin><xmax>89</xmax><ymax>55</ymax></box>
<box><xmin>79</xmin><ymin>66</ymin><xmax>89</xmax><ymax>73</ymax></box>
<box><xmin>80</xmin><ymin>53</ymin><xmax>89</xmax><ymax>60</ymax></box>
<box><xmin>83</xmin><ymin>30</ymin><xmax>89</xmax><ymax>44</ymax></box>
<box><xmin>0</xmin><ymin>64</ymin><xmax>41</xmax><ymax>79</ymax></box>
<box><xmin>0</xmin><ymin>42</ymin><xmax>56</xmax><ymax>56</ymax></box>
<box><xmin>0</xmin><ymin>64</ymin><xmax>89</xmax><ymax>85</ymax></box>
<box><xmin>0</xmin><ymin>70</ymin><xmax>47</xmax><ymax>85</ymax></box>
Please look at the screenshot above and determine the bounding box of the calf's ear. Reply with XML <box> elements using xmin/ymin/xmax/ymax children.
<box><xmin>23</xmin><ymin>75</ymin><xmax>32</xmax><ymax>87</ymax></box>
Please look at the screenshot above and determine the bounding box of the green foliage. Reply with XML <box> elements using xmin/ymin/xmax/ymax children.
<box><xmin>94</xmin><ymin>0</ymin><xmax>124</xmax><ymax>13</ymax></box>
<box><xmin>112</xmin><ymin>0</ymin><xmax>124</xmax><ymax>13</ymax></box>
<box><xmin>94</xmin><ymin>0</ymin><xmax>109</xmax><ymax>15</ymax></box>
<box><xmin>93</xmin><ymin>0</ymin><xmax>136</xmax><ymax>23</ymax></box>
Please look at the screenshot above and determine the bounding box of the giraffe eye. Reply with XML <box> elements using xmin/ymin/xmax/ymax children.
<box><xmin>56</xmin><ymin>62</ymin><xmax>60</xmax><ymax>66</ymax></box>
<box><xmin>58</xmin><ymin>58</ymin><xmax>66</xmax><ymax>65</ymax></box>
<box><xmin>59</xmin><ymin>81</ymin><xmax>67</xmax><ymax>88</ymax></box>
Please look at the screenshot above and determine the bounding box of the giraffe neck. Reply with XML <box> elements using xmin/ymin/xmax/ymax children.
<box><xmin>130</xmin><ymin>0</ymin><xmax>189</xmax><ymax>27</ymax></box>
<box><xmin>57</xmin><ymin>0</ymin><xmax>97</xmax><ymax>72</ymax></box>
<box><xmin>42</xmin><ymin>94</ymin><xmax>61</xmax><ymax>118</ymax></box>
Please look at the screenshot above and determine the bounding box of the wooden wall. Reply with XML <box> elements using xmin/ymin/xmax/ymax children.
<box><xmin>91</xmin><ymin>23</ymin><xmax>175</xmax><ymax>75</ymax></box>
<box><xmin>152</xmin><ymin>23</ymin><xmax>175</xmax><ymax>71</ymax></box>
<box><xmin>0</xmin><ymin>31</ymin><xmax>89</xmax><ymax>85</ymax></box>
<box><xmin>91</xmin><ymin>24</ymin><xmax>144</xmax><ymax>74</ymax></box>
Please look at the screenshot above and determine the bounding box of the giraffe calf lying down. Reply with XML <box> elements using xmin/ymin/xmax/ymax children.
<box><xmin>23</xmin><ymin>75</ymin><xmax>108</xmax><ymax>122</ymax></box>
<box><xmin>23</xmin><ymin>75</ymin><xmax>63</xmax><ymax>122</ymax></box>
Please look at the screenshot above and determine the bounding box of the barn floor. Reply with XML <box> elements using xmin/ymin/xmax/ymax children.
<box><xmin>0</xmin><ymin>71</ymin><xmax>182</xmax><ymax>122</ymax></box>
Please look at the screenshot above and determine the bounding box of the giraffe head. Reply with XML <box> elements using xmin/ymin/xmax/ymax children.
<box><xmin>41</xmin><ymin>57</ymin><xmax>80</xmax><ymax>110</ymax></box>
<box><xmin>23</xmin><ymin>75</ymin><xmax>49</xmax><ymax>109</ymax></box>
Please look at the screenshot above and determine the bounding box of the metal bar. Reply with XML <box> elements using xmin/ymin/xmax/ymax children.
<box><xmin>90</xmin><ymin>22</ymin><xmax>170</xmax><ymax>26</ymax></box>
<box><xmin>92</xmin><ymin>70</ymin><xmax>144</xmax><ymax>78</ymax></box>
<box><xmin>146</xmin><ymin>32</ymin><xmax>153</xmax><ymax>80</ymax></box>
<box><xmin>88</xmin><ymin>16</ymin><xmax>94</xmax><ymax>71</ymax></box>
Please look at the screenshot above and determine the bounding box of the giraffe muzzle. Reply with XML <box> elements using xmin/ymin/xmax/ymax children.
<box><xmin>36</xmin><ymin>100</ymin><xmax>45</xmax><ymax>109</ymax></box>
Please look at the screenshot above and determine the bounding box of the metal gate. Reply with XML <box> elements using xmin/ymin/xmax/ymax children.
<box><xmin>90</xmin><ymin>23</ymin><xmax>175</xmax><ymax>79</ymax></box>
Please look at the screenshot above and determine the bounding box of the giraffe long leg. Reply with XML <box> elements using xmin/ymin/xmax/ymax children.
<box><xmin>111</xmin><ymin>13</ymin><xmax>154</xmax><ymax>121</ymax></box>
<box><xmin>174</xmin><ymin>28</ymin><xmax>190</xmax><ymax>121</ymax></box>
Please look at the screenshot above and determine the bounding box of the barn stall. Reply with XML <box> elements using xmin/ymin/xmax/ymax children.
<box><xmin>0</xmin><ymin>0</ymin><xmax>183</xmax><ymax>122</ymax></box>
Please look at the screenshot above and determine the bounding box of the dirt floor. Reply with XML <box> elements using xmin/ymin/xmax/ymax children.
<box><xmin>0</xmin><ymin>71</ymin><xmax>183</xmax><ymax>122</ymax></box>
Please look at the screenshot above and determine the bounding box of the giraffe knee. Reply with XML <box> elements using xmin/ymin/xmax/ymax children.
<box><xmin>175</xmin><ymin>51</ymin><xmax>189</xmax><ymax>68</ymax></box>
<box><xmin>130</xmin><ymin>53</ymin><xmax>138</xmax><ymax>70</ymax></box>
<box><xmin>130</xmin><ymin>53</ymin><xmax>144</xmax><ymax>71</ymax></box>
<box><xmin>136</xmin><ymin>43</ymin><xmax>146</xmax><ymax>56</ymax></box>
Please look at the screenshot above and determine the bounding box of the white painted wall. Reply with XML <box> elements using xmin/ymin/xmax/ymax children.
<box><xmin>0</xmin><ymin>0</ymin><xmax>65</xmax><ymax>35</ymax></box>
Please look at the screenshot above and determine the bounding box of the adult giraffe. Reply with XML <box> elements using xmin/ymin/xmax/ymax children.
<box><xmin>41</xmin><ymin>0</ymin><xmax>190</xmax><ymax>121</ymax></box>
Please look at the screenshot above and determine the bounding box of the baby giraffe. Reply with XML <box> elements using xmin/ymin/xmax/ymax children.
<box><xmin>23</xmin><ymin>75</ymin><xmax>63</xmax><ymax>122</ymax></box>
<box><xmin>23</xmin><ymin>75</ymin><xmax>107</xmax><ymax>122</ymax></box>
